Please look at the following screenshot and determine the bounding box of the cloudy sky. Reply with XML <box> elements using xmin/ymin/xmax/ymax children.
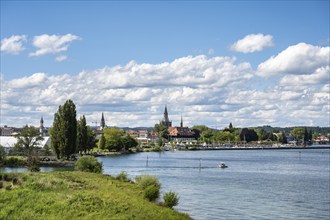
<box><xmin>1</xmin><ymin>1</ymin><xmax>329</xmax><ymax>128</ymax></box>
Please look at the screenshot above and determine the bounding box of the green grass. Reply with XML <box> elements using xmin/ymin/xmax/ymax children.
<box><xmin>0</xmin><ymin>172</ymin><xmax>191</xmax><ymax>220</ymax></box>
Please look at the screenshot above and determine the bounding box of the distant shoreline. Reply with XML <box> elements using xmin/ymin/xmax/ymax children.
<box><xmin>192</xmin><ymin>145</ymin><xmax>330</xmax><ymax>151</ymax></box>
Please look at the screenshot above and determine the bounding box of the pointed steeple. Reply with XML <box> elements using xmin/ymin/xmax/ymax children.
<box><xmin>180</xmin><ymin>115</ymin><xmax>183</xmax><ymax>128</ymax></box>
<box><xmin>100</xmin><ymin>112</ymin><xmax>106</xmax><ymax>129</ymax></box>
<box><xmin>160</xmin><ymin>105</ymin><xmax>172</xmax><ymax>127</ymax></box>
<box><xmin>163</xmin><ymin>105</ymin><xmax>169</xmax><ymax>122</ymax></box>
<box><xmin>40</xmin><ymin>116</ymin><xmax>44</xmax><ymax>136</ymax></box>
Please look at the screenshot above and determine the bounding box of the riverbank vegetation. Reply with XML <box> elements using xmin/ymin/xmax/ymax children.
<box><xmin>0</xmin><ymin>171</ymin><xmax>190</xmax><ymax>220</ymax></box>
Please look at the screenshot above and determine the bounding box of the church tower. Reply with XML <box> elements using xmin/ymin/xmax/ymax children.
<box><xmin>100</xmin><ymin>112</ymin><xmax>106</xmax><ymax>130</ymax></box>
<box><xmin>40</xmin><ymin>116</ymin><xmax>44</xmax><ymax>136</ymax></box>
<box><xmin>160</xmin><ymin>105</ymin><xmax>172</xmax><ymax>127</ymax></box>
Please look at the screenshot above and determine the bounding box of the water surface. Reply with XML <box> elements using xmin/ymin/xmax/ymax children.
<box><xmin>98</xmin><ymin>149</ymin><xmax>330</xmax><ymax>220</ymax></box>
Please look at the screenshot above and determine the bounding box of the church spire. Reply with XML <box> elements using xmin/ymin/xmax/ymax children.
<box><xmin>100</xmin><ymin>112</ymin><xmax>105</xmax><ymax>129</ymax></box>
<box><xmin>160</xmin><ymin>105</ymin><xmax>172</xmax><ymax>127</ymax></box>
<box><xmin>163</xmin><ymin>105</ymin><xmax>169</xmax><ymax>122</ymax></box>
<box><xmin>180</xmin><ymin>115</ymin><xmax>183</xmax><ymax>128</ymax></box>
<box><xmin>40</xmin><ymin>116</ymin><xmax>44</xmax><ymax>136</ymax></box>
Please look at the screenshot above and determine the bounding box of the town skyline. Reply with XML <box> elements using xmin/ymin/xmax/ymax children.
<box><xmin>1</xmin><ymin>1</ymin><xmax>329</xmax><ymax>128</ymax></box>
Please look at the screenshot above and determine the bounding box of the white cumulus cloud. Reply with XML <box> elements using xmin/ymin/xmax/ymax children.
<box><xmin>1</xmin><ymin>54</ymin><xmax>329</xmax><ymax>128</ymax></box>
<box><xmin>29</xmin><ymin>34</ymin><xmax>80</xmax><ymax>57</ymax></box>
<box><xmin>279</xmin><ymin>66</ymin><xmax>329</xmax><ymax>87</ymax></box>
<box><xmin>230</xmin><ymin>33</ymin><xmax>274</xmax><ymax>53</ymax></box>
<box><xmin>256</xmin><ymin>43</ymin><xmax>330</xmax><ymax>77</ymax></box>
<box><xmin>1</xmin><ymin>35</ymin><xmax>27</xmax><ymax>54</ymax></box>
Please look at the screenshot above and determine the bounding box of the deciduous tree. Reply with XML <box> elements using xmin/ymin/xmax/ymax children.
<box><xmin>14</xmin><ymin>125</ymin><xmax>44</xmax><ymax>156</ymax></box>
<box><xmin>239</xmin><ymin>128</ymin><xmax>258</xmax><ymax>143</ymax></box>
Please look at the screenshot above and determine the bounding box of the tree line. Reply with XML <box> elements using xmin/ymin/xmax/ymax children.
<box><xmin>191</xmin><ymin>123</ymin><xmax>317</xmax><ymax>145</ymax></box>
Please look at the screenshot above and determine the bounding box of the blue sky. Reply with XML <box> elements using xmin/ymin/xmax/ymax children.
<box><xmin>1</xmin><ymin>1</ymin><xmax>329</xmax><ymax>128</ymax></box>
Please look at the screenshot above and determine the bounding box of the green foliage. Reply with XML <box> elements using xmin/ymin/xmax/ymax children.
<box><xmin>98</xmin><ymin>133</ymin><xmax>106</xmax><ymax>150</ymax></box>
<box><xmin>163</xmin><ymin>191</ymin><xmax>179</xmax><ymax>208</ymax></box>
<box><xmin>43</xmin><ymin>145</ymin><xmax>52</xmax><ymax>156</ymax></box>
<box><xmin>77</xmin><ymin>115</ymin><xmax>88</xmax><ymax>153</ymax></box>
<box><xmin>239</xmin><ymin>128</ymin><xmax>258</xmax><ymax>143</ymax></box>
<box><xmin>14</xmin><ymin>125</ymin><xmax>44</xmax><ymax>156</ymax></box>
<box><xmin>86</xmin><ymin>126</ymin><xmax>97</xmax><ymax>152</ymax></box>
<box><xmin>28</xmin><ymin>165</ymin><xmax>40</xmax><ymax>172</ymax></box>
<box><xmin>50</xmin><ymin>99</ymin><xmax>77</xmax><ymax>159</ymax></box>
<box><xmin>144</xmin><ymin>185</ymin><xmax>160</xmax><ymax>201</ymax></box>
<box><xmin>257</xmin><ymin>129</ymin><xmax>267</xmax><ymax>141</ymax></box>
<box><xmin>291</xmin><ymin>128</ymin><xmax>305</xmax><ymax>141</ymax></box>
<box><xmin>75</xmin><ymin>156</ymin><xmax>102</xmax><ymax>173</ymax></box>
<box><xmin>191</xmin><ymin>126</ymin><xmax>215</xmax><ymax>143</ymax></box>
<box><xmin>157</xmin><ymin>138</ymin><xmax>164</xmax><ymax>147</ymax></box>
<box><xmin>154</xmin><ymin>123</ymin><xmax>169</xmax><ymax>140</ymax></box>
<box><xmin>135</xmin><ymin>175</ymin><xmax>161</xmax><ymax>201</ymax></box>
<box><xmin>103</xmin><ymin>128</ymin><xmax>137</xmax><ymax>152</ymax></box>
<box><xmin>3</xmin><ymin>157</ymin><xmax>27</xmax><ymax>167</ymax></box>
<box><xmin>191</xmin><ymin>125</ymin><xmax>209</xmax><ymax>132</ymax></box>
<box><xmin>223</xmin><ymin>122</ymin><xmax>236</xmax><ymax>133</ymax></box>
<box><xmin>122</xmin><ymin>135</ymin><xmax>138</xmax><ymax>150</ymax></box>
<box><xmin>0</xmin><ymin>146</ymin><xmax>6</xmax><ymax>164</ymax></box>
<box><xmin>213</xmin><ymin>131</ymin><xmax>235</xmax><ymax>142</ymax></box>
<box><xmin>103</xmin><ymin>127</ymin><xmax>125</xmax><ymax>151</ymax></box>
<box><xmin>115</xmin><ymin>171</ymin><xmax>130</xmax><ymax>182</ymax></box>
<box><xmin>0</xmin><ymin>172</ymin><xmax>191</xmax><ymax>219</ymax></box>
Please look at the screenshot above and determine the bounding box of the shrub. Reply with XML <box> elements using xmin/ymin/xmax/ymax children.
<box><xmin>3</xmin><ymin>173</ymin><xmax>10</xmax><ymax>181</ymax></box>
<box><xmin>0</xmin><ymin>145</ymin><xmax>6</xmax><ymax>163</ymax></box>
<box><xmin>4</xmin><ymin>157</ymin><xmax>27</xmax><ymax>167</ymax></box>
<box><xmin>75</xmin><ymin>156</ymin><xmax>102</xmax><ymax>173</ymax></box>
<box><xmin>115</xmin><ymin>171</ymin><xmax>130</xmax><ymax>182</ymax></box>
<box><xmin>163</xmin><ymin>191</ymin><xmax>179</xmax><ymax>208</ymax></box>
<box><xmin>28</xmin><ymin>165</ymin><xmax>40</xmax><ymax>172</ymax></box>
<box><xmin>0</xmin><ymin>181</ymin><xmax>3</xmax><ymax>189</ymax></box>
<box><xmin>144</xmin><ymin>185</ymin><xmax>160</xmax><ymax>201</ymax></box>
<box><xmin>12</xmin><ymin>177</ymin><xmax>19</xmax><ymax>185</ymax></box>
<box><xmin>135</xmin><ymin>175</ymin><xmax>161</xmax><ymax>201</ymax></box>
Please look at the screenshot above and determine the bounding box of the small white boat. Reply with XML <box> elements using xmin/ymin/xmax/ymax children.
<box><xmin>218</xmin><ymin>162</ymin><xmax>228</xmax><ymax>168</ymax></box>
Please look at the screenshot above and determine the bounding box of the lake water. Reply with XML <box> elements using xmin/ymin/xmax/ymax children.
<box><xmin>98</xmin><ymin>149</ymin><xmax>330</xmax><ymax>220</ymax></box>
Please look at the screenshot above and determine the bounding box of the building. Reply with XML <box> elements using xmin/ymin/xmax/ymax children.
<box><xmin>159</xmin><ymin>106</ymin><xmax>197</xmax><ymax>143</ymax></box>
<box><xmin>100</xmin><ymin>112</ymin><xmax>106</xmax><ymax>130</ymax></box>
<box><xmin>92</xmin><ymin>113</ymin><xmax>108</xmax><ymax>136</ymax></box>
<box><xmin>168</xmin><ymin>117</ymin><xmax>198</xmax><ymax>143</ymax></box>
<box><xmin>1</xmin><ymin>126</ymin><xmax>15</xmax><ymax>136</ymax></box>
<box><xmin>160</xmin><ymin>105</ymin><xmax>172</xmax><ymax>127</ymax></box>
<box><xmin>39</xmin><ymin>116</ymin><xmax>49</xmax><ymax>136</ymax></box>
<box><xmin>127</xmin><ymin>130</ymin><xmax>160</xmax><ymax>146</ymax></box>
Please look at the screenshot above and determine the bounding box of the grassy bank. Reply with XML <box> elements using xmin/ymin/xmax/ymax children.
<box><xmin>0</xmin><ymin>172</ymin><xmax>190</xmax><ymax>220</ymax></box>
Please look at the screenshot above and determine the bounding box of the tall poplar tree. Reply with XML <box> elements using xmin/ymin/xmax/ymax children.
<box><xmin>50</xmin><ymin>100</ymin><xmax>77</xmax><ymax>159</ymax></box>
<box><xmin>86</xmin><ymin>126</ymin><xmax>96</xmax><ymax>153</ymax></box>
<box><xmin>98</xmin><ymin>133</ymin><xmax>106</xmax><ymax>150</ymax></box>
<box><xmin>77</xmin><ymin>115</ymin><xmax>88</xmax><ymax>154</ymax></box>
